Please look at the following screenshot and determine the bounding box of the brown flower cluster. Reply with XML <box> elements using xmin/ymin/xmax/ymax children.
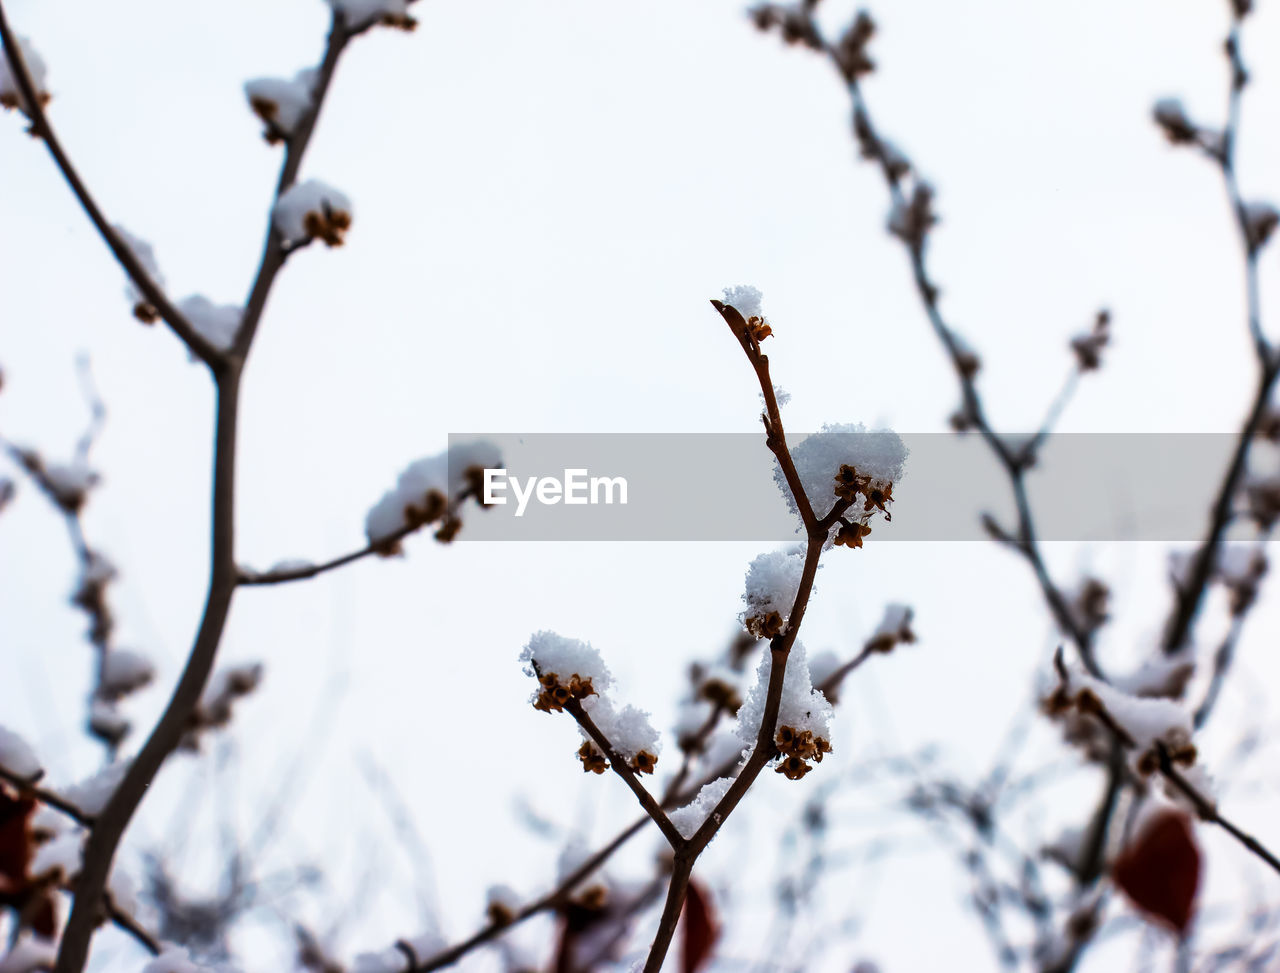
<box><xmin>743</xmin><ymin>610</ymin><xmax>783</xmax><ymax>639</ymax></box>
<box><xmin>302</xmin><ymin>204</ymin><xmax>352</xmax><ymax>248</ymax></box>
<box><xmin>834</xmin><ymin>11</ymin><xmax>876</xmax><ymax>82</ymax></box>
<box><xmin>577</xmin><ymin>741</ymin><xmax>608</xmax><ymax>775</ymax></box>
<box><xmin>1071</xmin><ymin>310</ymin><xmax>1111</xmax><ymax>371</ymax></box>
<box><xmin>831</xmin><ymin>463</ymin><xmax>895</xmax><ymax>550</ymax></box>
<box><xmin>697</xmin><ymin>675</ymin><xmax>743</xmax><ymax>715</ymax></box>
<box><xmin>773</xmin><ymin>724</ymin><xmax>831</xmax><ymax>781</ymax></box>
<box><xmin>532</xmin><ymin>671</ymin><xmax>597</xmax><ymax>714</ymax></box>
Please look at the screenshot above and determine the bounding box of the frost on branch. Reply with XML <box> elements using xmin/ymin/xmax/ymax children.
<box><xmin>364</xmin><ymin>439</ymin><xmax>502</xmax><ymax>551</ymax></box>
<box><xmin>273</xmin><ymin>180</ymin><xmax>353</xmax><ymax>248</ymax></box>
<box><xmin>328</xmin><ymin>0</ymin><xmax>420</xmax><ymax>32</ymax></box>
<box><xmin>0</xmin><ymin>726</ymin><xmax>41</xmax><ymax>781</ymax></box>
<box><xmin>176</xmin><ymin>296</ymin><xmax>242</xmax><ymax>352</ymax></box>
<box><xmin>114</xmin><ymin>225</ymin><xmax>166</xmax><ymax>323</ymax></box>
<box><xmin>669</xmin><ymin>777</ymin><xmax>734</xmax><ymax>840</ymax></box>
<box><xmin>0</xmin><ymin>35</ymin><xmax>50</xmax><ymax>118</ymax></box>
<box><xmin>244</xmin><ymin>70</ymin><xmax>316</xmax><ymax>144</ymax></box>
<box><xmin>740</xmin><ymin>546</ymin><xmax>811</xmax><ymax>639</ymax></box>
<box><xmin>778</xmin><ymin>422</ymin><xmax>906</xmax><ymax>539</ymax></box>
<box><xmin>736</xmin><ymin>641</ymin><xmax>832</xmax><ymax>781</ymax></box>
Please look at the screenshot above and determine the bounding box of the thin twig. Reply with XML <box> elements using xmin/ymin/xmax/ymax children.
<box><xmin>565</xmin><ymin>700</ymin><xmax>685</xmax><ymax>849</ymax></box>
<box><xmin>0</xmin><ymin>5</ymin><xmax>223</xmax><ymax>369</ymax></box>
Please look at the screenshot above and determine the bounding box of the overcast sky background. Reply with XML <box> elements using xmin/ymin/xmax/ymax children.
<box><xmin>3</xmin><ymin>0</ymin><xmax>1280</xmax><ymax>969</ymax></box>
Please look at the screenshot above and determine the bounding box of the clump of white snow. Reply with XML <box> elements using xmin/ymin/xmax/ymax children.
<box><xmin>0</xmin><ymin>35</ymin><xmax>50</xmax><ymax>116</ymax></box>
<box><xmin>579</xmin><ymin>695</ymin><xmax>660</xmax><ymax>764</ymax></box>
<box><xmin>736</xmin><ymin>640</ymin><xmax>832</xmax><ymax>751</ymax></box>
<box><xmin>113</xmin><ymin>225</ymin><xmax>165</xmax><ymax>321</ymax></box>
<box><xmin>721</xmin><ymin>284</ymin><xmax>765</xmax><ymax>321</ymax></box>
<box><xmin>327</xmin><ymin>0</ymin><xmax>419</xmax><ymax>31</ymax></box>
<box><xmin>740</xmin><ymin>547</ymin><xmax>811</xmax><ymax>637</ymax></box>
<box><xmin>273</xmin><ymin>180</ymin><xmax>353</xmax><ymax>247</ymax></box>
<box><xmin>669</xmin><ymin>776</ymin><xmax>734</xmax><ymax>839</ymax></box>
<box><xmin>520</xmin><ymin>631</ymin><xmax>612</xmax><ymax>696</ymax></box>
<box><xmin>0</xmin><ymin>725</ymin><xmax>41</xmax><ymax>779</ymax></box>
<box><xmin>244</xmin><ymin>69</ymin><xmax>316</xmax><ymax>142</ymax></box>
<box><xmin>779</xmin><ymin>423</ymin><xmax>907</xmax><ymax>522</ymax></box>
<box><xmin>364</xmin><ymin>439</ymin><xmax>502</xmax><ymax>547</ymax></box>
<box><xmin>177</xmin><ymin>296</ymin><xmax>241</xmax><ymax>351</ymax></box>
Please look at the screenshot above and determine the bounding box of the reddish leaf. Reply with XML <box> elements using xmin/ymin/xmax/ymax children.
<box><xmin>0</xmin><ymin>787</ymin><xmax>36</xmax><ymax>898</ymax></box>
<box><xmin>1112</xmin><ymin>808</ymin><xmax>1201</xmax><ymax>934</ymax></box>
<box><xmin>681</xmin><ymin>879</ymin><xmax>719</xmax><ymax>973</ymax></box>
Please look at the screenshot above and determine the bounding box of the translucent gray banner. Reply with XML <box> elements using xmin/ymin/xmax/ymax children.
<box><xmin>448</xmin><ymin>433</ymin><xmax>1245</xmax><ymax>542</ymax></box>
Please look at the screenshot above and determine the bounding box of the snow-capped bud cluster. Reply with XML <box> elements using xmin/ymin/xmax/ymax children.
<box><xmin>740</xmin><ymin>547</ymin><xmax>809</xmax><ymax>639</ymax></box>
<box><xmin>1111</xmin><ymin>647</ymin><xmax>1196</xmax><ymax>701</ymax></box>
<box><xmin>352</xmin><ymin>932</ymin><xmax>445</xmax><ymax>973</ymax></box>
<box><xmin>864</xmin><ymin>603</ymin><xmax>915</xmax><ymax>653</ymax></box>
<box><xmin>328</xmin><ymin>0</ymin><xmax>420</xmax><ymax>32</ymax></box>
<box><xmin>669</xmin><ymin>776</ymin><xmax>734</xmax><ymax>839</ymax></box>
<box><xmin>114</xmin><ymin>225</ymin><xmax>165</xmax><ymax>323</ymax></box>
<box><xmin>693</xmin><ymin>663</ymin><xmax>745</xmax><ymax>715</ymax></box>
<box><xmin>1152</xmin><ymin>97</ymin><xmax>1200</xmax><ymax>145</ymax></box>
<box><xmin>0</xmin><ymin>725</ymin><xmax>40</xmax><ymax>780</ymax></box>
<box><xmin>1242</xmin><ymin>201</ymin><xmax>1279</xmax><ymax>253</ymax></box>
<box><xmin>273</xmin><ymin>180</ymin><xmax>353</xmax><ymax>247</ymax></box>
<box><xmin>90</xmin><ymin>647</ymin><xmax>156</xmax><ymax>745</ymax></box>
<box><xmin>721</xmin><ymin>285</ymin><xmax>772</xmax><ymax>342</ymax></box>
<box><xmin>1069</xmin><ymin>310</ymin><xmax>1111</xmax><ymax>371</ymax></box>
<box><xmin>99</xmin><ymin>649</ymin><xmax>155</xmax><ymax>699</ymax></box>
<box><xmin>10</xmin><ymin>446</ymin><xmax>99</xmax><ymax>514</ymax></box>
<box><xmin>887</xmin><ymin>182</ymin><xmax>936</xmax><ymax>247</ymax></box>
<box><xmin>1217</xmin><ymin>544</ymin><xmax>1267</xmax><ymax>615</ymax></box>
<box><xmin>521</xmin><ymin>631</ymin><xmax>659</xmax><ymax>775</ymax></box>
<box><xmin>244</xmin><ymin>69</ymin><xmax>316</xmax><ymax>144</ymax></box>
<box><xmin>736</xmin><ymin>641</ymin><xmax>833</xmax><ymax>781</ymax></box>
<box><xmin>0</xmin><ymin>35</ymin><xmax>50</xmax><ymax>117</ymax></box>
<box><xmin>364</xmin><ymin>439</ymin><xmax>502</xmax><ymax>551</ymax></box>
<box><xmin>522</xmin><ymin>631</ymin><xmax>612</xmax><ymax>708</ymax></box>
<box><xmin>779</xmin><ymin>423</ymin><xmax>907</xmax><ymax>536</ymax></box>
<box><xmin>1043</xmin><ymin>664</ymin><xmax>1197</xmax><ymax>777</ymax></box>
<box><xmin>177</xmin><ymin>295</ymin><xmax>242</xmax><ymax>351</ymax></box>
<box><xmin>486</xmin><ymin>884</ymin><xmax>521</xmax><ymax>926</ymax></box>
<box><xmin>834</xmin><ymin>10</ymin><xmax>876</xmax><ymax>81</ymax></box>
<box><xmin>577</xmin><ymin>695</ymin><xmax>661</xmax><ymax>775</ymax></box>
<box><xmin>179</xmin><ymin>663</ymin><xmax>263</xmax><ymax>750</ymax></box>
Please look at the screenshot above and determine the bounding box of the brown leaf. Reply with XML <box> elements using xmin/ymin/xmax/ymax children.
<box><xmin>1112</xmin><ymin>808</ymin><xmax>1201</xmax><ymax>934</ymax></box>
<box><xmin>682</xmin><ymin>879</ymin><xmax>719</xmax><ymax>973</ymax></box>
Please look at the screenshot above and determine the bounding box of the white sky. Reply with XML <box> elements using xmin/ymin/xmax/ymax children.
<box><xmin>3</xmin><ymin>0</ymin><xmax>1280</xmax><ymax>970</ymax></box>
